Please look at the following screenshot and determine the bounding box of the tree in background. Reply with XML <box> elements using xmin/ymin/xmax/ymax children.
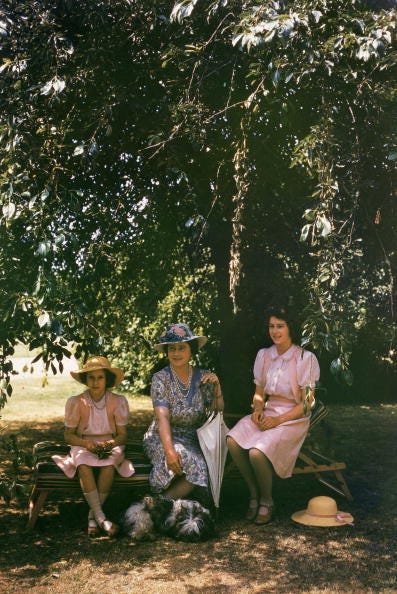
<box><xmin>0</xmin><ymin>0</ymin><xmax>395</xmax><ymax>412</ymax></box>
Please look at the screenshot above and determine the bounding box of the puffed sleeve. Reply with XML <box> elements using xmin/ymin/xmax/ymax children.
<box><xmin>64</xmin><ymin>396</ymin><xmax>80</xmax><ymax>428</ymax></box>
<box><xmin>253</xmin><ymin>349</ymin><xmax>267</xmax><ymax>387</ymax></box>
<box><xmin>151</xmin><ymin>371</ymin><xmax>169</xmax><ymax>408</ymax></box>
<box><xmin>297</xmin><ymin>350</ymin><xmax>320</xmax><ymax>388</ymax></box>
<box><xmin>114</xmin><ymin>394</ymin><xmax>130</xmax><ymax>426</ymax></box>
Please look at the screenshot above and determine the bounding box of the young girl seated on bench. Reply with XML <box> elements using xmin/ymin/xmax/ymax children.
<box><xmin>52</xmin><ymin>356</ymin><xmax>134</xmax><ymax>537</ymax></box>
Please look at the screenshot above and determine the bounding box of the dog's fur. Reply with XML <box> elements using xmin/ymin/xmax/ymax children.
<box><xmin>121</xmin><ymin>495</ymin><xmax>215</xmax><ymax>542</ymax></box>
<box><xmin>120</xmin><ymin>496</ymin><xmax>156</xmax><ymax>541</ymax></box>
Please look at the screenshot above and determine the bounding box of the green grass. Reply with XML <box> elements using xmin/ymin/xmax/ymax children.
<box><xmin>1</xmin><ymin>373</ymin><xmax>152</xmax><ymax>424</ymax></box>
<box><xmin>1</xmin><ymin>374</ymin><xmax>396</xmax><ymax>594</ymax></box>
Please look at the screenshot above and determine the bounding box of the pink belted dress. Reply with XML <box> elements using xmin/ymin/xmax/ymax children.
<box><xmin>227</xmin><ymin>344</ymin><xmax>320</xmax><ymax>478</ymax></box>
<box><xmin>52</xmin><ymin>390</ymin><xmax>135</xmax><ymax>478</ymax></box>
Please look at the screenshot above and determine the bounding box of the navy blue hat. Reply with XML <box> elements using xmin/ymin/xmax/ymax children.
<box><xmin>154</xmin><ymin>323</ymin><xmax>207</xmax><ymax>353</ymax></box>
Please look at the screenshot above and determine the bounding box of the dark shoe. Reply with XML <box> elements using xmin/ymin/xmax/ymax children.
<box><xmin>254</xmin><ymin>504</ymin><xmax>274</xmax><ymax>525</ymax></box>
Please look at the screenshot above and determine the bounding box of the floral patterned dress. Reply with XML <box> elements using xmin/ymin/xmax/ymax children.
<box><xmin>143</xmin><ymin>366</ymin><xmax>213</xmax><ymax>493</ymax></box>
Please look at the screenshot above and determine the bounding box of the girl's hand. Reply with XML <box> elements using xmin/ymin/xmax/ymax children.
<box><xmin>85</xmin><ymin>440</ymin><xmax>98</xmax><ymax>453</ymax></box>
<box><xmin>94</xmin><ymin>441</ymin><xmax>114</xmax><ymax>459</ymax></box>
<box><xmin>165</xmin><ymin>448</ymin><xmax>183</xmax><ymax>476</ymax></box>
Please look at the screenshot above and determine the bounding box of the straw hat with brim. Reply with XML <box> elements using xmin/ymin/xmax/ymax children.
<box><xmin>70</xmin><ymin>356</ymin><xmax>125</xmax><ymax>386</ymax></box>
<box><xmin>291</xmin><ymin>496</ymin><xmax>354</xmax><ymax>527</ymax></box>
<box><xmin>154</xmin><ymin>323</ymin><xmax>207</xmax><ymax>353</ymax></box>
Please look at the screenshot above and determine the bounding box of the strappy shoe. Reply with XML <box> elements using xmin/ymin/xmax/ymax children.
<box><xmin>100</xmin><ymin>519</ymin><xmax>119</xmax><ymax>537</ymax></box>
<box><xmin>87</xmin><ymin>519</ymin><xmax>100</xmax><ymax>538</ymax></box>
<box><xmin>254</xmin><ymin>503</ymin><xmax>274</xmax><ymax>525</ymax></box>
<box><xmin>245</xmin><ymin>499</ymin><xmax>259</xmax><ymax>521</ymax></box>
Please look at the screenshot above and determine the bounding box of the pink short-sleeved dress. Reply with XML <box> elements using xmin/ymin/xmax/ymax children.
<box><xmin>52</xmin><ymin>390</ymin><xmax>135</xmax><ymax>478</ymax></box>
<box><xmin>227</xmin><ymin>344</ymin><xmax>320</xmax><ymax>478</ymax></box>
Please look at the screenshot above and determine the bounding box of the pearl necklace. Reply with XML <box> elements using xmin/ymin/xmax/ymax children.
<box><xmin>90</xmin><ymin>393</ymin><xmax>107</xmax><ymax>410</ymax></box>
<box><xmin>170</xmin><ymin>365</ymin><xmax>193</xmax><ymax>398</ymax></box>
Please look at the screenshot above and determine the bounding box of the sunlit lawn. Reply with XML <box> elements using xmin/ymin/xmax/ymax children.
<box><xmin>1</xmin><ymin>371</ymin><xmax>152</xmax><ymax>425</ymax></box>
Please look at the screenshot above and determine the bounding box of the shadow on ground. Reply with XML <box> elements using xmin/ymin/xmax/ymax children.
<box><xmin>0</xmin><ymin>405</ymin><xmax>396</xmax><ymax>593</ymax></box>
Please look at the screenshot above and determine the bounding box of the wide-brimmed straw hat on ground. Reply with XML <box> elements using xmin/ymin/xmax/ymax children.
<box><xmin>70</xmin><ymin>356</ymin><xmax>125</xmax><ymax>386</ymax></box>
<box><xmin>291</xmin><ymin>496</ymin><xmax>354</xmax><ymax>527</ymax></box>
<box><xmin>153</xmin><ymin>323</ymin><xmax>207</xmax><ymax>353</ymax></box>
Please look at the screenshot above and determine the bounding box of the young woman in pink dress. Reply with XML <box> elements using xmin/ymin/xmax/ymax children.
<box><xmin>53</xmin><ymin>356</ymin><xmax>134</xmax><ymax>537</ymax></box>
<box><xmin>227</xmin><ymin>307</ymin><xmax>320</xmax><ymax>525</ymax></box>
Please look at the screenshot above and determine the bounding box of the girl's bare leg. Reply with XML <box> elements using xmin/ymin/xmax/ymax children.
<box><xmin>248</xmin><ymin>448</ymin><xmax>273</xmax><ymax>505</ymax></box>
<box><xmin>227</xmin><ymin>437</ymin><xmax>259</xmax><ymax>501</ymax></box>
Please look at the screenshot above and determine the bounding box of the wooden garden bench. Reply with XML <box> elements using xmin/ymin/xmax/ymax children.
<box><xmin>26</xmin><ymin>440</ymin><xmax>152</xmax><ymax>530</ymax></box>
<box><xmin>26</xmin><ymin>401</ymin><xmax>352</xmax><ymax>530</ymax></box>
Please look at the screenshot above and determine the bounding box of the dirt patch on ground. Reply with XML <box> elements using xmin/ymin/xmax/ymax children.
<box><xmin>1</xmin><ymin>405</ymin><xmax>396</xmax><ymax>593</ymax></box>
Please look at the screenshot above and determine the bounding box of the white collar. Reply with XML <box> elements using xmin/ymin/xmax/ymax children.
<box><xmin>269</xmin><ymin>344</ymin><xmax>297</xmax><ymax>361</ymax></box>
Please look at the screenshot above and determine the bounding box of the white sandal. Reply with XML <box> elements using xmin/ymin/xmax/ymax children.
<box><xmin>88</xmin><ymin>519</ymin><xmax>100</xmax><ymax>538</ymax></box>
<box><xmin>100</xmin><ymin>519</ymin><xmax>119</xmax><ymax>537</ymax></box>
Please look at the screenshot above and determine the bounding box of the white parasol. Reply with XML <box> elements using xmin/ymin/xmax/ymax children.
<box><xmin>197</xmin><ymin>410</ymin><xmax>229</xmax><ymax>510</ymax></box>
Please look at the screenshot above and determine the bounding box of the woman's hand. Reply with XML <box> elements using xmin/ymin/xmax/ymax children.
<box><xmin>251</xmin><ymin>410</ymin><xmax>264</xmax><ymax>427</ymax></box>
<box><xmin>201</xmin><ymin>372</ymin><xmax>224</xmax><ymax>411</ymax></box>
<box><xmin>165</xmin><ymin>448</ymin><xmax>183</xmax><ymax>476</ymax></box>
<box><xmin>200</xmin><ymin>372</ymin><xmax>221</xmax><ymax>395</ymax></box>
<box><xmin>257</xmin><ymin>415</ymin><xmax>281</xmax><ymax>431</ymax></box>
<box><xmin>155</xmin><ymin>406</ymin><xmax>183</xmax><ymax>474</ymax></box>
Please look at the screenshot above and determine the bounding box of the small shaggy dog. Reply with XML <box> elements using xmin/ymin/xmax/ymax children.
<box><xmin>121</xmin><ymin>495</ymin><xmax>215</xmax><ymax>542</ymax></box>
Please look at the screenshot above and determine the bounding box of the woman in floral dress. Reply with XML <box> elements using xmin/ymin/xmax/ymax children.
<box><xmin>143</xmin><ymin>323</ymin><xmax>224</xmax><ymax>499</ymax></box>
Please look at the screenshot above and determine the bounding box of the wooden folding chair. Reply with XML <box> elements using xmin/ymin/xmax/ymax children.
<box><xmin>292</xmin><ymin>400</ymin><xmax>353</xmax><ymax>500</ymax></box>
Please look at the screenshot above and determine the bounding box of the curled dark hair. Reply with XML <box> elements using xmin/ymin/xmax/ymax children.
<box><xmin>80</xmin><ymin>369</ymin><xmax>116</xmax><ymax>389</ymax></box>
<box><xmin>164</xmin><ymin>339</ymin><xmax>199</xmax><ymax>357</ymax></box>
<box><xmin>266</xmin><ymin>305</ymin><xmax>300</xmax><ymax>344</ymax></box>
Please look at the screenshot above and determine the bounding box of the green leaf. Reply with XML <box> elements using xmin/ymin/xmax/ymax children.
<box><xmin>316</xmin><ymin>215</ymin><xmax>332</xmax><ymax>237</ymax></box>
<box><xmin>37</xmin><ymin>312</ymin><xmax>50</xmax><ymax>328</ymax></box>
<box><xmin>311</xmin><ymin>10</ymin><xmax>322</xmax><ymax>24</ymax></box>
<box><xmin>52</xmin><ymin>78</ymin><xmax>66</xmax><ymax>93</ymax></box>
<box><xmin>318</xmin><ymin>271</ymin><xmax>331</xmax><ymax>282</ymax></box>
<box><xmin>300</xmin><ymin>224</ymin><xmax>311</xmax><ymax>242</ymax></box>
<box><xmin>28</xmin><ymin>196</ymin><xmax>38</xmax><ymax>209</ymax></box>
<box><xmin>40</xmin><ymin>80</ymin><xmax>53</xmax><ymax>95</ymax></box>
<box><xmin>341</xmin><ymin>368</ymin><xmax>354</xmax><ymax>386</ymax></box>
<box><xmin>73</xmin><ymin>145</ymin><xmax>85</xmax><ymax>156</ymax></box>
<box><xmin>330</xmin><ymin>358</ymin><xmax>342</xmax><ymax>376</ymax></box>
<box><xmin>2</xmin><ymin>203</ymin><xmax>16</xmax><ymax>218</ymax></box>
<box><xmin>36</xmin><ymin>241</ymin><xmax>51</xmax><ymax>256</ymax></box>
<box><xmin>303</xmin><ymin>209</ymin><xmax>316</xmax><ymax>222</ymax></box>
<box><xmin>170</xmin><ymin>0</ymin><xmax>198</xmax><ymax>23</ymax></box>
